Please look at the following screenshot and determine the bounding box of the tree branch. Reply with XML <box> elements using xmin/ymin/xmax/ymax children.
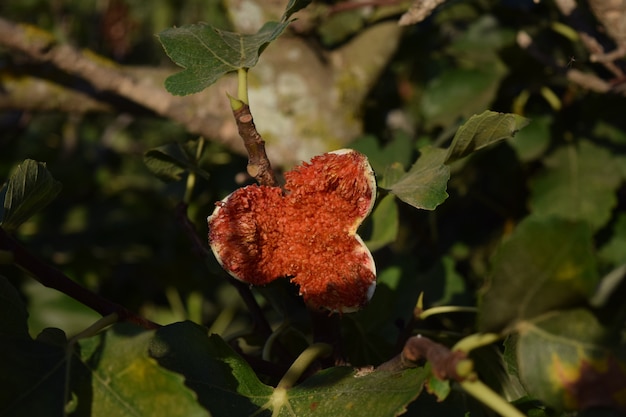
<box><xmin>0</xmin><ymin>227</ymin><xmax>159</xmax><ymax>330</ymax></box>
<box><xmin>0</xmin><ymin>17</ymin><xmax>244</xmax><ymax>155</ymax></box>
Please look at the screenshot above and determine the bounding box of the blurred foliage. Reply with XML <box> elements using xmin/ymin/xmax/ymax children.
<box><xmin>1</xmin><ymin>0</ymin><xmax>626</xmax><ymax>416</ymax></box>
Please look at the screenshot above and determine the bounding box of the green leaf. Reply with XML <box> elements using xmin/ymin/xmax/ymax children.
<box><xmin>158</xmin><ymin>21</ymin><xmax>289</xmax><ymax>95</ymax></box>
<box><xmin>0</xmin><ymin>332</ymin><xmax>67</xmax><ymax>416</ymax></box>
<box><xmin>282</xmin><ymin>0</ymin><xmax>313</xmax><ymax>20</ymax></box>
<box><xmin>529</xmin><ymin>140</ymin><xmax>622</xmax><ymax>231</ymax></box>
<box><xmin>76</xmin><ymin>323</ymin><xmax>210</xmax><ymax>417</ymax></box>
<box><xmin>514</xmin><ymin>309</ymin><xmax>626</xmax><ymax>413</ymax></box>
<box><xmin>479</xmin><ymin>216</ymin><xmax>599</xmax><ymax>332</ymax></box>
<box><xmin>351</xmin><ymin>131</ymin><xmax>415</xmax><ymax>174</ymax></box>
<box><xmin>599</xmin><ymin>213</ymin><xmax>626</xmax><ymax>267</ymax></box>
<box><xmin>283</xmin><ymin>366</ymin><xmax>428</xmax><ymax>416</ymax></box>
<box><xmin>0</xmin><ymin>276</ymin><xmax>29</xmax><ymax>338</ymax></box>
<box><xmin>1</xmin><ymin>159</ymin><xmax>62</xmax><ymax>233</ymax></box>
<box><xmin>150</xmin><ymin>321</ymin><xmax>271</xmax><ymax>414</ymax></box>
<box><xmin>143</xmin><ymin>141</ymin><xmax>210</xmax><ymax>182</ymax></box>
<box><xmin>380</xmin><ymin>147</ymin><xmax>450</xmax><ymax>210</ymax></box>
<box><xmin>508</xmin><ymin>114</ymin><xmax>551</xmax><ymax>162</ymax></box>
<box><xmin>152</xmin><ymin>321</ymin><xmax>428</xmax><ymax>416</ymax></box>
<box><xmin>421</xmin><ymin>67</ymin><xmax>505</xmax><ymax>129</ymax></box>
<box><xmin>364</xmin><ymin>193</ymin><xmax>399</xmax><ymax>252</ymax></box>
<box><xmin>446</xmin><ymin>111</ymin><xmax>530</xmax><ymax>163</ymax></box>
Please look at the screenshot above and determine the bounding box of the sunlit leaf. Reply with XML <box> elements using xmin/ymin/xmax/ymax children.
<box><xmin>158</xmin><ymin>21</ymin><xmax>289</xmax><ymax>95</ymax></box>
<box><xmin>529</xmin><ymin>140</ymin><xmax>622</xmax><ymax>231</ymax></box>
<box><xmin>446</xmin><ymin>111</ymin><xmax>529</xmax><ymax>163</ymax></box>
<box><xmin>76</xmin><ymin>324</ymin><xmax>210</xmax><ymax>417</ymax></box>
<box><xmin>380</xmin><ymin>147</ymin><xmax>449</xmax><ymax>210</ymax></box>
<box><xmin>479</xmin><ymin>216</ymin><xmax>599</xmax><ymax>332</ymax></box>
<box><xmin>1</xmin><ymin>159</ymin><xmax>62</xmax><ymax>233</ymax></box>
<box><xmin>514</xmin><ymin>309</ymin><xmax>626</xmax><ymax>414</ymax></box>
<box><xmin>284</xmin><ymin>366</ymin><xmax>428</xmax><ymax>416</ymax></box>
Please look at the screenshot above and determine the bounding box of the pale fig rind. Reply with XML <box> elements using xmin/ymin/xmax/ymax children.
<box><xmin>208</xmin><ymin>149</ymin><xmax>377</xmax><ymax>313</ymax></box>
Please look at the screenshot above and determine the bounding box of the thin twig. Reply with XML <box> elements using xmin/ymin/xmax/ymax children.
<box><xmin>0</xmin><ymin>227</ymin><xmax>159</xmax><ymax>330</ymax></box>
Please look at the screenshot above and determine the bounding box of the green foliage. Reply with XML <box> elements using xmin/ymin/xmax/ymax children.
<box><xmin>158</xmin><ymin>22</ymin><xmax>290</xmax><ymax>96</ymax></box>
<box><xmin>0</xmin><ymin>159</ymin><xmax>62</xmax><ymax>233</ymax></box>
<box><xmin>2</xmin><ymin>0</ymin><xmax>626</xmax><ymax>416</ymax></box>
<box><xmin>514</xmin><ymin>309</ymin><xmax>626</xmax><ymax>413</ymax></box>
<box><xmin>479</xmin><ymin>217</ymin><xmax>598</xmax><ymax>332</ymax></box>
<box><xmin>446</xmin><ymin>111</ymin><xmax>529</xmax><ymax>163</ymax></box>
<box><xmin>157</xmin><ymin>0</ymin><xmax>309</xmax><ymax>96</ymax></box>
<box><xmin>380</xmin><ymin>146</ymin><xmax>450</xmax><ymax>210</ymax></box>
<box><xmin>529</xmin><ymin>140</ymin><xmax>623</xmax><ymax>231</ymax></box>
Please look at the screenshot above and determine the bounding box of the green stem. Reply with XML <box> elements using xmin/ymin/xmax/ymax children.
<box><xmin>276</xmin><ymin>343</ymin><xmax>332</xmax><ymax>390</ymax></box>
<box><xmin>419</xmin><ymin>305</ymin><xmax>477</xmax><ymax>320</ymax></box>
<box><xmin>69</xmin><ymin>312</ymin><xmax>119</xmax><ymax>342</ymax></box>
<box><xmin>182</xmin><ymin>138</ymin><xmax>205</xmax><ymax>205</ymax></box>
<box><xmin>207</xmin><ymin>305</ymin><xmax>236</xmax><ymax>336</ymax></box>
<box><xmin>238</xmin><ymin>68</ymin><xmax>249</xmax><ymax>104</ymax></box>
<box><xmin>452</xmin><ymin>333</ymin><xmax>502</xmax><ymax>354</ymax></box>
<box><xmin>461</xmin><ymin>378</ymin><xmax>525</xmax><ymax>417</ymax></box>
<box><xmin>262</xmin><ymin>321</ymin><xmax>290</xmax><ymax>362</ymax></box>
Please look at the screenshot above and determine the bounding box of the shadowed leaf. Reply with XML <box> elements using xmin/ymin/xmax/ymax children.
<box><xmin>143</xmin><ymin>142</ymin><xmax>210</xmax><ymax>182</ymax></box>
<box><xmin>1</xmin><ymin>159</ymin><xmax>62</xmax><ymax>233</ymax></box>
<box><xmin>529</xmin><ymin>140</ymin><xmax>622</xmax><ymax>231</ymax></box>
<box><xmin>479</xmin><ymin>217</ymin><xmax>599</xmax><ymax>332</ymax></box>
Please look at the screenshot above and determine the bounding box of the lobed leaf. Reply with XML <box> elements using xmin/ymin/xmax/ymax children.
<box><xmin>158</xmin><ymin>21</ymin><xmax>290</xmax><ymax>95</ymax></box>
<box><xmin>1</xmin><ymin>159</ymin><xmax>62</xmax><ymax>233</ymax></box>
<box><xmin>478</xmin><ymin>216</ymin><xmax>599</xmax><ymax>332</ymax></box>
<box><xmin>446</xmin><ymin>110</ymin><xmax>530</xmax><ymax>163</ymax></box>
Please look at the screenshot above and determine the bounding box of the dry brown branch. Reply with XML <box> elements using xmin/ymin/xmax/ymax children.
<box><xmin>0</xmin><ymin>227</ymin><xmax>160</xmax><ymax>330</ymax></box>
<box><xmin>553</xmin><ymin>0</ymin><xmax>626</xmax><ymax>78</ymax></box>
